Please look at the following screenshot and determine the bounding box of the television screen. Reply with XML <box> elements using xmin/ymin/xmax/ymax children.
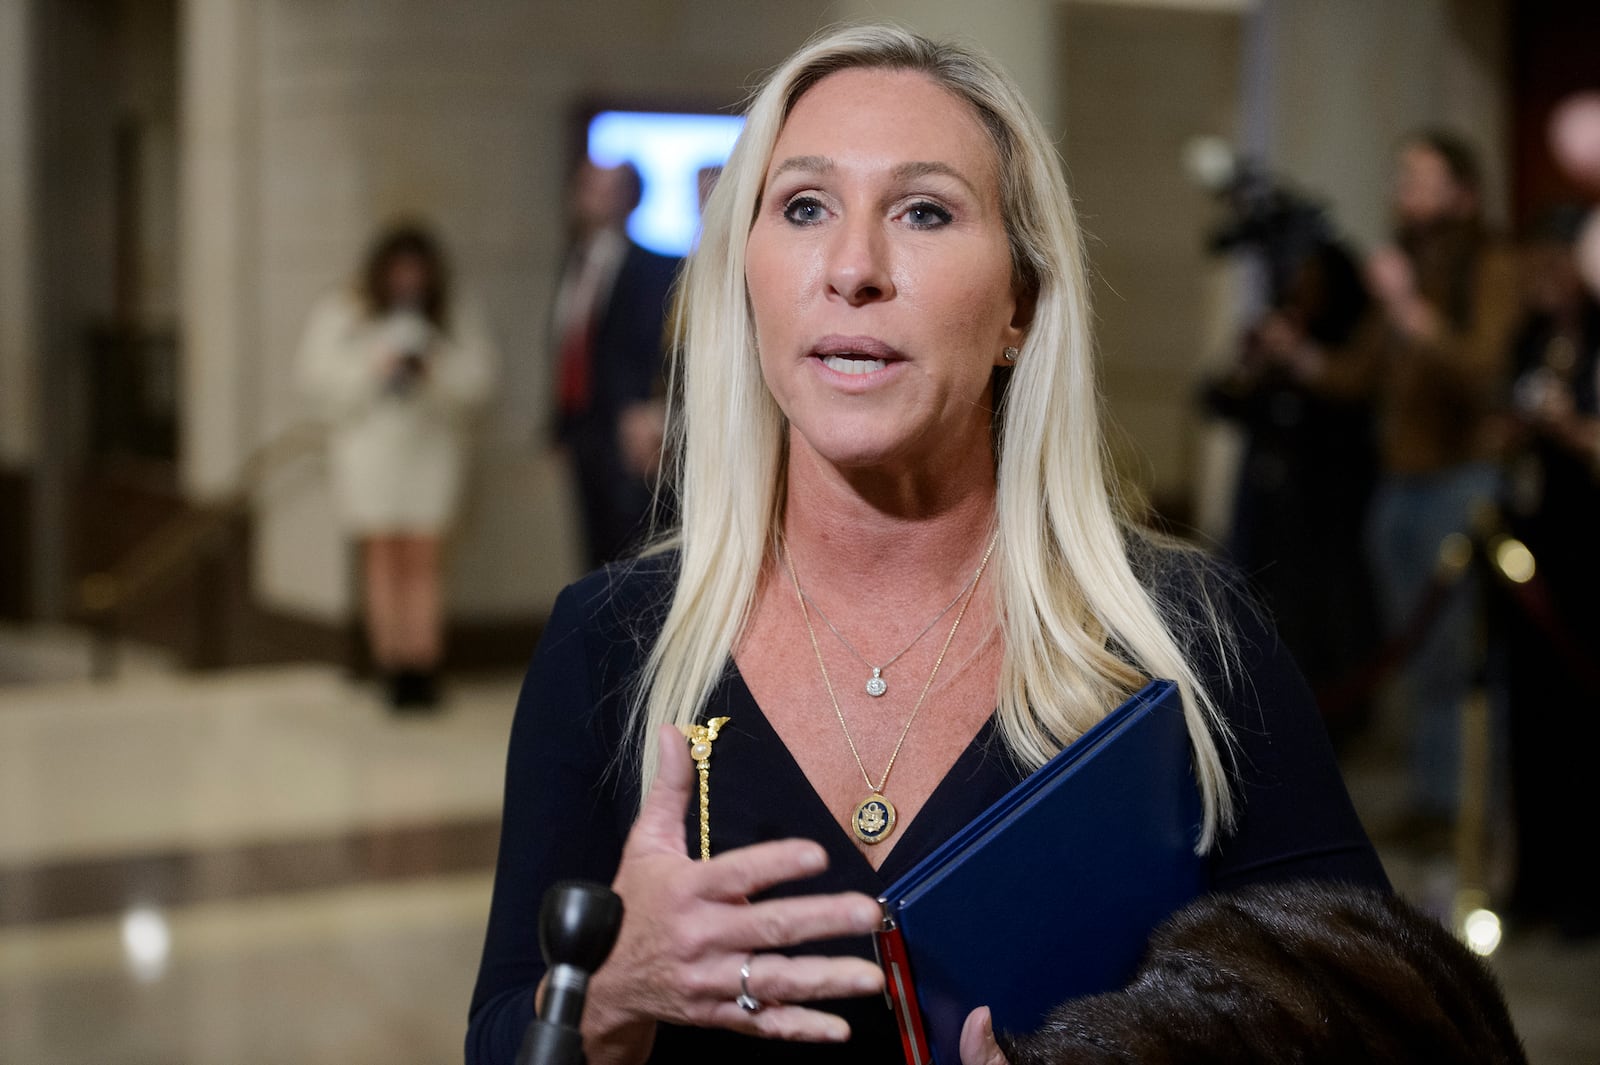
<box><xmin>587</xmin><ymin>110</ymin><xmax>745</xmax><ymax>257</ymax></box>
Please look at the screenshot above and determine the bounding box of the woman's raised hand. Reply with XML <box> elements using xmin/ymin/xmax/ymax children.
<box><xmin>580</xmin><ymin>726</ymin><xmax>887</xmax><ymax>1064</ymax></box>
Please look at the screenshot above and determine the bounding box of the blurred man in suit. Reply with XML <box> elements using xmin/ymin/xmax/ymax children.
<box><xmin>553</xmin><ymin>160</ymin><xmax>679</xmax><ymax>566</ymax></box>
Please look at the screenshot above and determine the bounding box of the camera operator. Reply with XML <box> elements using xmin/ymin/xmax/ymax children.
<box><xmin>1202</xmin><ymin>172</ymin><xmax>1381</xmax><ymax>737</ymax></box>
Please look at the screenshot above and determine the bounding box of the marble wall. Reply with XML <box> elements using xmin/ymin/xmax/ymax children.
<box><xmin>1061</xmin><ymin>1</ymin><xmax>1246</xmax><ymax>521</ymax></box>
<box><xmin>5</xmin><ymin>0</ymin><xmax>1514</xmax><ymax>626</ymax></box>
<box><xmin>197</xmin><ymin>0</ymin><xmax>831</xmax><ymax>619</ymax></box>
<box><xmin>200</xmin><ymin>0</ymin><xmax>1080</xmax><ymax>622</ymax></box>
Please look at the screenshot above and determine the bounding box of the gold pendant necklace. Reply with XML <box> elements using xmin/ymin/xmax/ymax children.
<box><xmin>783</xmin><ymin>532</ymin><xmax>999</xmax><ymax>845</ymax></box>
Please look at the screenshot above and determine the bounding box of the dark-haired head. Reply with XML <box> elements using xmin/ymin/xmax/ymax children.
<box><xmin>1003</xmin><ymin>882</ymin><xmax>1527</xmax><ymax>1065</ymax></box>
<box><xmin>572</xmin><ymin>160</ymin><xmax>643</xmax><ymax>235</ymax></box>
<box><xmin>1524</xmin><ymin>202</ymin><xmax>1590</xmax><ymax>247</ymax></box>
<box><xmin>361</xmin><ymin>222</ymin><xmax>449</xmax><ymax>327</ymax></box>
<box><xmin>1396</xmin><ymin>129</ymin><xmax>1483</xmax><ymax>228</ymax></box>
<box><xmin>1410</xmin><ymin>129</ymin><xmax>1483</xmax><ymax>194</ymax></box>
<box><xmin>1520</xmin><ymin>203</ymin><xmax>1593</xmax><ymax>315</ymax></box>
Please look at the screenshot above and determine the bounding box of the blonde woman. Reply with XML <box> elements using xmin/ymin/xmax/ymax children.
<box><xmin>469</xmin><ymin>25</ymin><xmax>1384</xmax><ymax>1065</ymax></box>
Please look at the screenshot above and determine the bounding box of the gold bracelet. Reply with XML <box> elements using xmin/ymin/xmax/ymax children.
<box><xmin>681</xmin><ymin>716</ymin><xmax>731</xmax><ymax>861</ymax></box>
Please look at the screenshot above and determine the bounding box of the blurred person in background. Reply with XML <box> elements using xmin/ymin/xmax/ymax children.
<box><xmin>1360</xmin><ymin>131</ymin><xmax>1520</xmax><ymax>841</ymax></box>
<box><xmin>296</xmin><ymin>223</ymin><xmax>497</xmax><ymax>710</ymax></box>
<box><xmin>1500</xmin><ymin>204</ymin><xmax>1600</xmax><ymax>939</ymax></box>
<box><xmin>1205</xmin><ymin>232</ymin><xmax>1380</xmax><ymax>740</ymax></box>
<box><xmin>1496</xmin><ymin>93</ymin><xmax>1600</xmax><ymax>938</ymax></box>
<box><xmin>1550</xmin><ymin>92</ymin><xmax>1600</xmax><ymax>310</ymax></box>
<box><xmin>553</xmin><ymin>160</ymin><xmax>681</xmax><ymax>567</ymax></box>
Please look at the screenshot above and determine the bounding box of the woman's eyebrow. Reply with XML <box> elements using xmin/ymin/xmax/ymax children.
<box><xmin>892</xmin><ymin>160</ymin><xmax>977</xmax><ymax>196</ymax></box>
<box><xmin>770</xmin><ymin>154</ymin><xmax>833</xmax><ymax>179</ymax></box>
<box><xmin>768</xmin><ymin>156</ymin><xmax>976</xmax><ymax>197</ymax></box>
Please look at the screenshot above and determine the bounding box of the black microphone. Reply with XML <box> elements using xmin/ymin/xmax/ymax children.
<box><xmin>515</xmin><ymin>881</ymin><xmax>625</xmax><ymax>1065</ymax></box>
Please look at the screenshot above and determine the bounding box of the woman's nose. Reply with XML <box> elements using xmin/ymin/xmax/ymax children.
<box><xmin>824</xmin><ymin>216</ymin><xmax>895</xmax><ymax>306</ymax></box>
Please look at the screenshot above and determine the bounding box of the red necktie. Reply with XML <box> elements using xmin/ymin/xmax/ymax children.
<box><xmin>557</xmin><ymin>312</ymin><xmax>595</xmax><ymax>418</ymax></box>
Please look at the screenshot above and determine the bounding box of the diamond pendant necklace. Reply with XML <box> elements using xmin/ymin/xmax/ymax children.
<box><xmin>782</xmin><ymin>532</ymin><xmax>999</xmax><ymax>845</ymax></box>
<box><xmin>799</xmin><ymin>561</ymin><xmax>980</xmax><ymax>698</ymax></box>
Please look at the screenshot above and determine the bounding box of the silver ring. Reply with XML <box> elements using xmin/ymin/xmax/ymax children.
<box><xmin>736</xmin><ymin>953</ymin><xmax>762</xmax><ymax>1013</ymax></box>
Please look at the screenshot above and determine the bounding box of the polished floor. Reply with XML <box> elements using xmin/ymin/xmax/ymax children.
<box><xmin>1</xmin><ymin>625</ymin><xmax>1596</xmax><ymax>1064</ymax></box>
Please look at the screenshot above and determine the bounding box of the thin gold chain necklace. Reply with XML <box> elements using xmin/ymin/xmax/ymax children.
<box><xmin>798</xmin><ymin>568</ymin><xmax>977</xmax><ymax>698</ymax></box>
<box><xmin>782</xmin><ymin>531</ymin><xmax>999</xmax><ymax>845</ymax></box>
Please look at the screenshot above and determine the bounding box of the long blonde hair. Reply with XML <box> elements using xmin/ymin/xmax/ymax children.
<box><xmin>634</xmin><ymin>24</ymin><xmax>1236</xmax><ymax>849</ymax></box>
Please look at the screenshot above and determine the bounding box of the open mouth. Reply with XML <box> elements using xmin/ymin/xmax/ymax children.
<box><xmin>812</xmin><ymin>335</ymin><xmax>899</xmax><ymax>377</ymax></box>
<box><xmin>819</xmin><ymin>354</ymin><xmax>889</xmax><ymax>375</ymax></box>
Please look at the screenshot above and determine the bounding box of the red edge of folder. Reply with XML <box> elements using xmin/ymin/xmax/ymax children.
<box><xmin>874</xmin><ymin>923</ymin><xmax>933</xmax><ymax>1065</ymax></box>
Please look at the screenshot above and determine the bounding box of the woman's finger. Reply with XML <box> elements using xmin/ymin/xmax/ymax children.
<box><xmin>624</xmin><ymin>725</ymin><xmax>698</xmax><ymax>859</ymax></box>
<box><xmin>722</xmin><ymin>891</ymin><xmax>884</xmax><ymax>951</ymax></box>
<box><xmin>960</xmin><ymin>1006</ymin><xmax>1011</xmax><ymax>1065</ymax></box>
<box><xmin>734</xmin><ymin>952</ymin><xmax>884</xmax><ymax>1004</ymax></box>
<box><xmin>697</xmin><ymin>837</ymin><xmax>831</xmax><ymax>899</ymax></box>
<box><xmin>700</xmin><ymin>1000</ymin><xmax>854</xmax><ymax>1044</ymax></box>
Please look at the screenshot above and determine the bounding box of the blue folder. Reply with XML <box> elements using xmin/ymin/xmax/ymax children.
<box><xmin>873</xmin><ymin>679</ymin><xmax>1205</xmax><ymax>1065</ymax></box>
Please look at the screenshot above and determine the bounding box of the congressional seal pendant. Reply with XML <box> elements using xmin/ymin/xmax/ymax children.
<box><xmin>852</xmin><ymin>793</ymin><xmax>897</xmax><ymax>844</ymax></box>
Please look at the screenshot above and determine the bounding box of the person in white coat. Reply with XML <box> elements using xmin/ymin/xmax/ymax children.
<box><xmin>296</xmin><ymin>224</ymin><xmax>496</xmax><ymax>708</ymax></box>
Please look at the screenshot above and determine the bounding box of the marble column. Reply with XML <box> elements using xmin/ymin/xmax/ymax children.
<box><xmin>178</xmin><ymin>0</ymin><xmax>258</xmax><ymax>502</ymax></box>
<box><xmin>836</xmin><ymin>0</ymin><xmax>1062</xmax><ymax>133</ymax></box>
<box><xmin>0</xmin><ymin>0</ymin><xmax>44</xmax><ymax>617</ymax></box>
<box><xmin>0</xmin><ymin>0</ymin><xmax>39</xmax><ymax>472</ymax></box>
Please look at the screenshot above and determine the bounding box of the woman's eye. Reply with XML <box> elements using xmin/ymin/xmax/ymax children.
<box><xmin>904</xmin><ymin>201</ymin><xmax>953</xmax><ymax>228</ymax></box>
<box><xmin>782</xmin><ymin>196</ymin><xmax>826</xmax><ymax>225</ymax></box>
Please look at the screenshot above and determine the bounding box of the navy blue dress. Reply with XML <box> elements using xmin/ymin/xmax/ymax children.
<box><xmin>467</xmin><ymin>552</ymin><xmax>1387</xmax><ymax>1064</ymax></box>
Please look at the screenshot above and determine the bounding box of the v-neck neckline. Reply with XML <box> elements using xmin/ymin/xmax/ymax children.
<box><xmin>720</xmin><ymin>659</ymin><xmax>1020</xmax><ymax>887</ymax></box>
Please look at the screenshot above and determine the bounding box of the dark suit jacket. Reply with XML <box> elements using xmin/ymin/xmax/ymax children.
<box><xmin>555</xmin><ymin>237</ymin><xmax>680</xmax><ymax>563</ymax></box>
<box><xmin>557</xmin><ymin>238</ymin><xmax>680</xmax><ymax>441</ymax></box>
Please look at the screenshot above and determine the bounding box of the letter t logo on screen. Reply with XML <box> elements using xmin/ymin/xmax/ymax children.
<box><xmin>588</xmin><ymin>111</ymin><xmax>745</xmax><ymax>257</ymax></box>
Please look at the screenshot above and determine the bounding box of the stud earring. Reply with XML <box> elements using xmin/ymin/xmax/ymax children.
<box><xmin>1003</xmin><ymin>346</ymin><xmax>1019</xmax><ymax>361</ymax></box>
